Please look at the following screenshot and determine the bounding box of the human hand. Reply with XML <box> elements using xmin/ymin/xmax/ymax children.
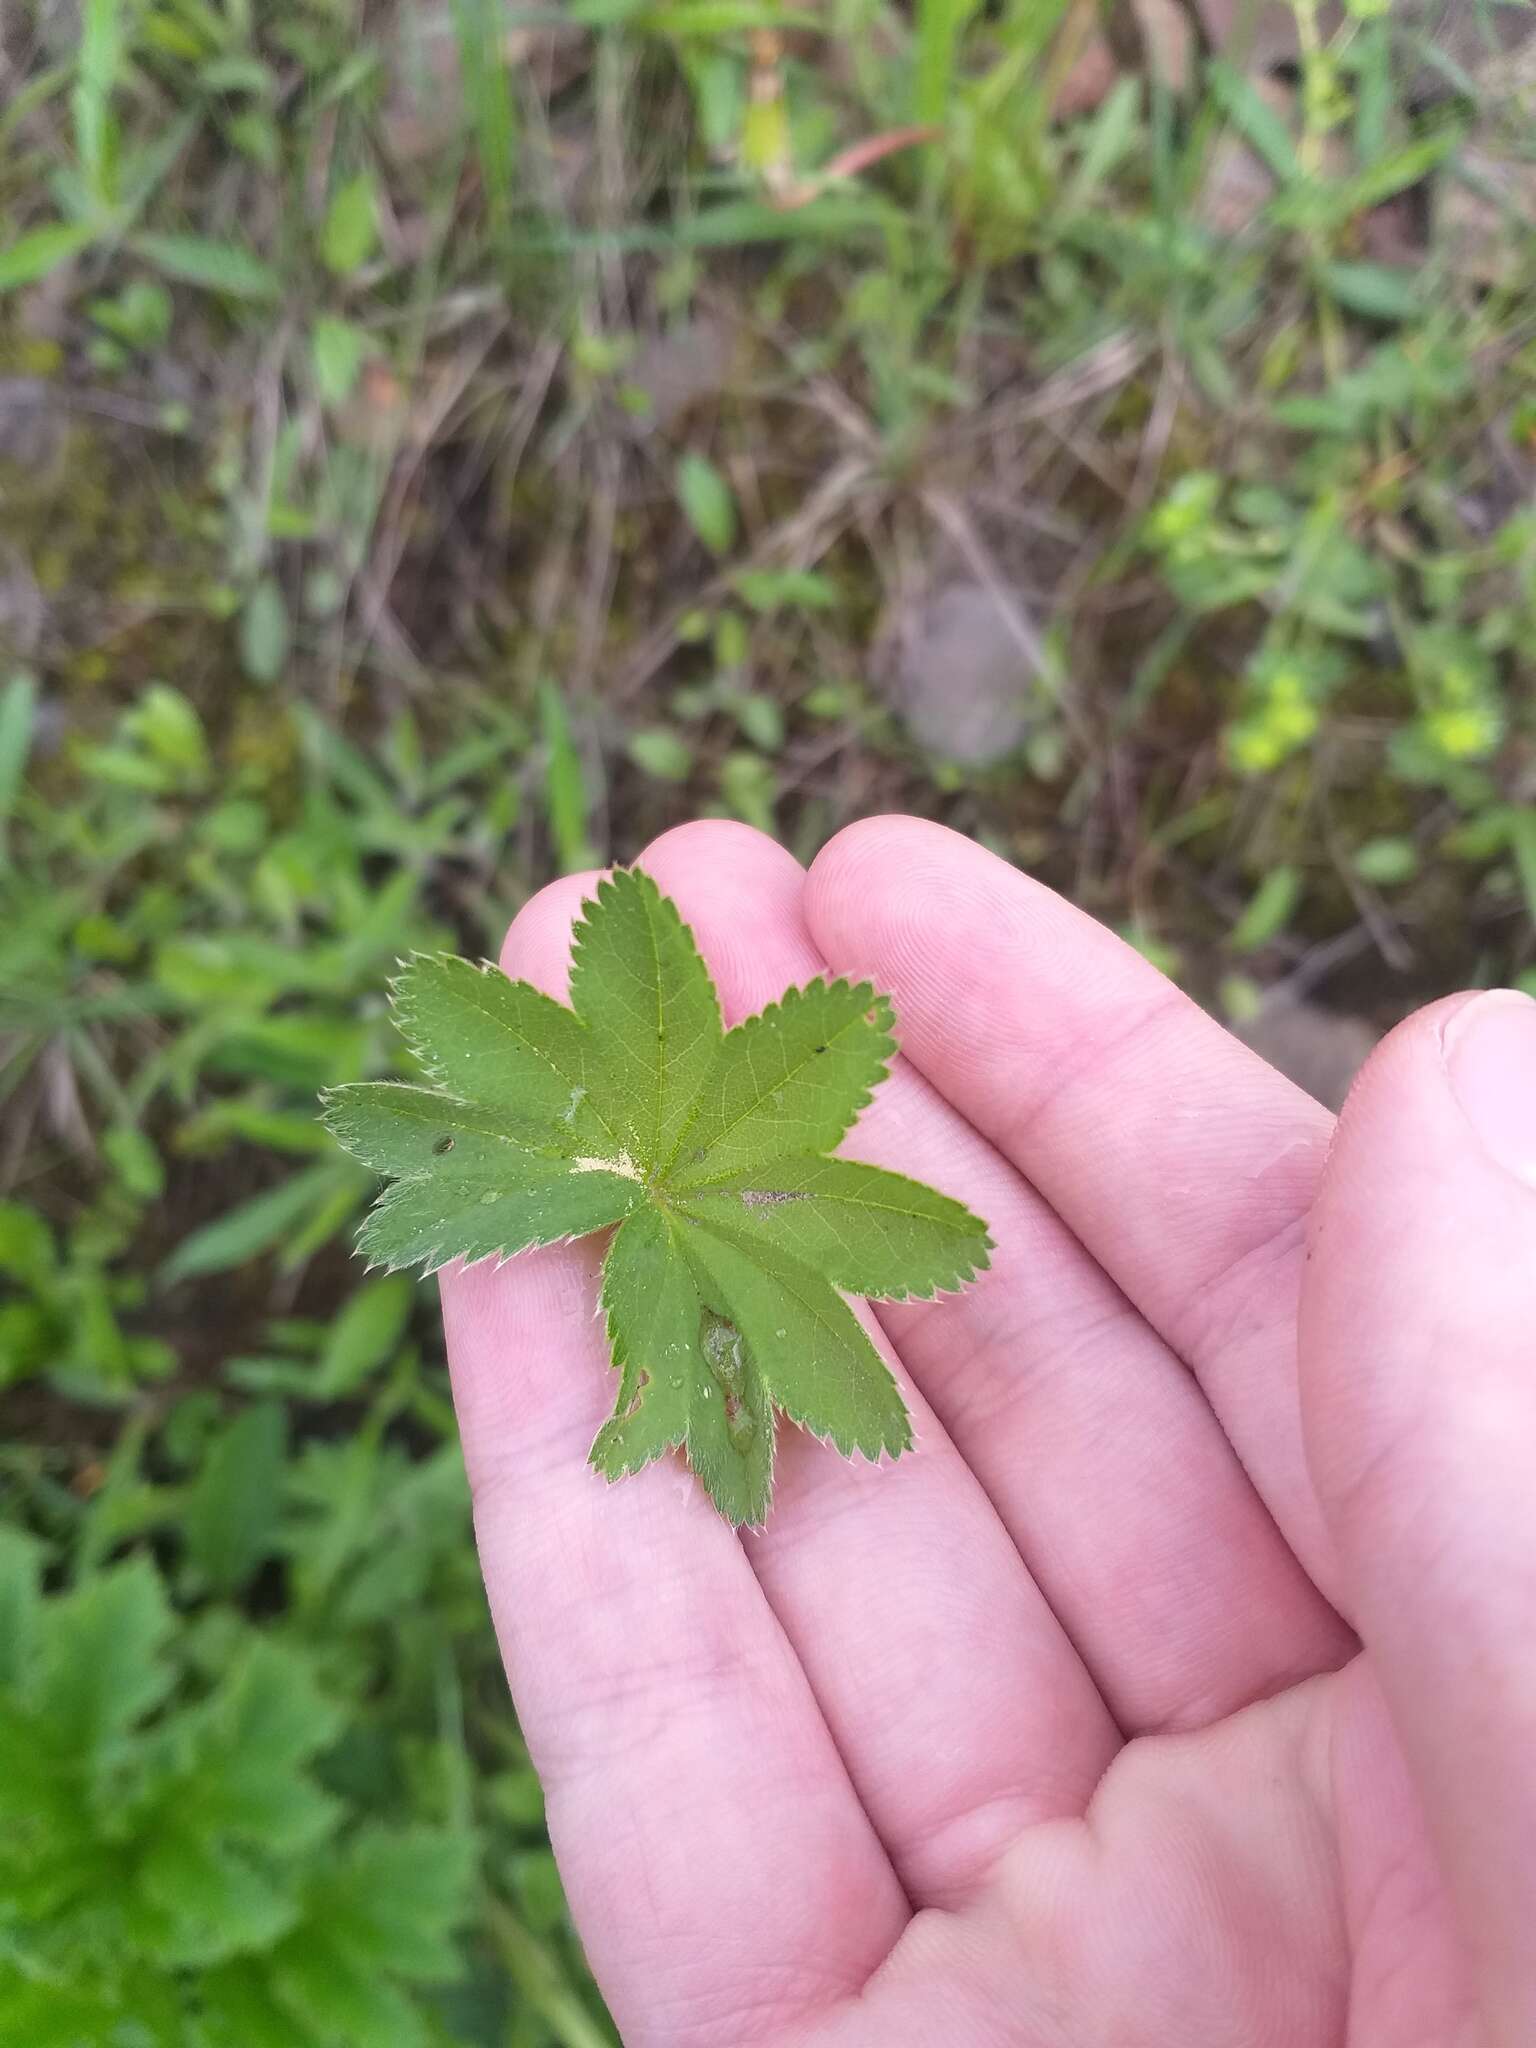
<box><xmin>441</xmin><ymin>816</ymin><xmax>1536</xmax><ymax>2048</ymax></box>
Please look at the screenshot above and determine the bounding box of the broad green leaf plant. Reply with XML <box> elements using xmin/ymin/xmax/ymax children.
<box><xmin>324</xmin><ymin>870</ymin><xmax>991</xmax><ymax>1525</ymax></box>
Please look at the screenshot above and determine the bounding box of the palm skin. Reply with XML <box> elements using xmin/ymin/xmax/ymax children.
<box><xmin>441</xmin><ymin>818</ymin><xmax>1536</xmax><ymax>2048</ymax></box>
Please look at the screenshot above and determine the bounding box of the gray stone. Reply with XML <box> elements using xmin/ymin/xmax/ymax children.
<box><xmin>886</xmin><ymin>581</ymin><xmax>1044</xmax><ymax>767</ymax></box>
<box><xmin>627</xmin><ymin>319</ymin><xmax>738</xmax><ymax>434</ymax></box>
<box><xmin>1235</xmin><ymin>998</ymin><xmax>1380</xmax><ymax>1112</ymax></box>
<box><xmin>0</xmin><ymin>546</ymin><xmax>46</xmax><ymax>664</ymax></box>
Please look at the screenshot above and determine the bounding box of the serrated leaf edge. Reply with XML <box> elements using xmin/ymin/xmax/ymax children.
<box><xmin>679</xmin><ymin>1218</ymin><xmax>914</xmax><ymax>1465</ymax></box>
<box><xmin>386</xmin><ymin>950</ymin><xmax>629</xmax><ymax>1157</ymax></box>
<box><xmin>320</xmin><ymin>1078</ymin><xmax>570</xmax><ymax>1167</ymax></box>
<box><xmin>352</xmin><ymin>1171</ymin><xmax>640</xmax><ymax>1280</ymax></box>
<box><xmin>666</xmin><ymin>975</ymin><xmax>897</xmax><ymax>1185</ymax></box>
<box><xmin>587</xmin><ymin>1212</ymin><xmax>779</xmax><ymax>1528</ymax></box>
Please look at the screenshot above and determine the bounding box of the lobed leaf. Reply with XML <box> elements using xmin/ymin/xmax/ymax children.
<box><xmin>37</xmin><ymin>1558</ymin><xmax>175</xmax><ymax>1753</ymax></box>
<box><xmin>139</xmin><ymin>1829</ymin><xmax>298</xmax><ymax>1967</ymax></box>
<box><xmin>328</xmin><ymin>866</ymin><xmax>992</xmax><ymax>1522</ymax></box>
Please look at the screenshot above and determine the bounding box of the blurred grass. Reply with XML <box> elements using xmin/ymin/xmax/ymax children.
<box><xmin>1</xmin><ymin>0</ymin><xmax>1535</xmax><ymax>2039</ymax></box>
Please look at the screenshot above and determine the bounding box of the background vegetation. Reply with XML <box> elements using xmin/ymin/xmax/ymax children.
<box><xmin>2</xmin><ymin>0</ymin><xmax>1533</xmax><ymax>2040</ymax></box>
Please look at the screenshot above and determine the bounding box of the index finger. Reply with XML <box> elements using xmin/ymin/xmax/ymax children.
<box><xmin>805</xmin><ymin>817</ymin><xmax>1339</xmax><ymax>1595</ymax></box>
<box><xmin>440</xmin><ymin>874</ymin><xmax>907</xmax><ymax>2048</ymax></box>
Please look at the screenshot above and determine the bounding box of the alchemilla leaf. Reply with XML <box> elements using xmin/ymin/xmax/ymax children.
<box><xmin>323</xmin><ymin>867</ymin><xmax>992</xmax><ymax>1525</ymax></box>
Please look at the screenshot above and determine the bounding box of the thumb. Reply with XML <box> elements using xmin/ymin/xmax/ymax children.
<box><xmin>1299</xmin><ymin>990</ymin><xmax>1536</xmax><ymax>2047</ymax></box>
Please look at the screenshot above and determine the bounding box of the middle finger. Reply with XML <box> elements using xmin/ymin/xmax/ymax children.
<box><xmin>639</xmin><ymin>822</ymin><xmax>1120</xmax><ymax>1910</ymax></box>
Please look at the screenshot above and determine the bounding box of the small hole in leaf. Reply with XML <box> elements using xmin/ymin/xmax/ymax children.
<box><xmin>433</xmin><ymin>1136</ymin><xmax>455</xmax><ymax>1154</ymax></box>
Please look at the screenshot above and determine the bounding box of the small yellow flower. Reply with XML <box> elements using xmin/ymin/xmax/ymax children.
<box><xmin>1425</xmin><ymin>705</ymin><xmax>1501</xmax><ymax>761</ymax></box>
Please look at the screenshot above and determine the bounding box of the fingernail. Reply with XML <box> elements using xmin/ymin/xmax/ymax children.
<box><xmin>1443</xmin><ymin>990</ymin><xmax>1536</xmax><ymax>1186</ymax></box>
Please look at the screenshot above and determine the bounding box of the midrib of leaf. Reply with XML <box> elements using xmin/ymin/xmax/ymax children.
<box><xmin>641</xmin><ymin>896</ymin><xmax>667</xmax><ymax>1171</ymax></box>
<box><xmin>683</xmin><ymin>1212</ymin><xmax>829</xmax><ymax>1321</ymax></box>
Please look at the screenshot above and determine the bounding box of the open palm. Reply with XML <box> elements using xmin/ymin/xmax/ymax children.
<box><xmin>441</xmin><ymin>818</ymin><xmax>1535</xmax><ymax>2048</ymax></box>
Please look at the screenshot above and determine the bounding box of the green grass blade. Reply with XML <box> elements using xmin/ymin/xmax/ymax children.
<box><xmin>450</xmin><ymin>0</ymin><xmax>519</xmax><ymax>250</ymax></box>
<box><xmin>0</xmin><ymin>673</ymin><xmax>39</xmax><ymax>865</ymax></box>
<box><xmin>161</xmin><ymin>1162</ymin><xmax>357</xmax><ymax>1284</ymax></box>
<box><xmin>914</xmin><ymin>0</ymin><xmax>979</xmax><ymax>126</ymax></box>
<box><xmin>133</xmin><ymin>232</ymin><xmax>282</xmax><ymax>301</ymax></box>
<box><xmin>74</xmin><ymin>0</ymin><xmax>126</xmax><ymax>210</ymax></box>
<box><xmin>0</xmin><ymin>222</ymin><xmax>97</xmax><ymax>294</ymax></box>
<box><xmin>1207</xmin><ymin>58</ymin><xmax>1301</xmax><ymax>185</ymax></box>
<box><xmin>538</xmin><ymin>684</ymin><xmax>599</xmax><ymax>874</ymax></box>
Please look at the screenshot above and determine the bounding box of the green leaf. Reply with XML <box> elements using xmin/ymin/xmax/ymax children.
<box><xmin>0</xmin><ymin>222</ymin><xmax>95</xmax><ymax>295</ymax></box>
<box><xmin>324</xmin><ymin>1081</ymin><xmax>579</xmax><ymax>1177</ymax></box>
<box><xmin>326</xmin><ymin>868</ymin><xmax>988</xmax><ymax>1522</ymax></box>
<box><xmin>0</xmin><ymin>1529</ymin><xmax>42</xmax><ymax>1692</ymax></box>
<box><xmin>239</xmin><ymin>577</ymin><xmax>290</xmax><ymax>684</ymax></box>
<box><xmin>680</xmin><ymin>1155</ymin><xmax>992</xmax><ymax>1301</ymax></box>
<box><xmin>75</xmin><ymin>0</ymin><xmax>127</xmax><ymax>205</ymax></box>
<box><xmin>321</xmin><ymin>169</ymin><xmax>379</xmax><ymax>276</ymax></box>
<box><xmin>1230</xmin><ymin>865</ymin><xmax>1301</xmax><ymax>952</ymax></box>
<box><xmin>352</xmin><ymin>1149</ymin><xmax>643</xmax><ymax>1275</ymax></box>
<box><xmin>311</xmin><ymin>314</ymin><xmax>370</xmax><ymax>404</ymax></box>
<box><xmin>134</xmin><ymin>232</ymin><xmax>281</xmax><ymax>300</ymax></box>
<box><xmin>103</xmin><ymin>1122</ymin><xmax>165</xmax><ymax>1199</ymax></box>
<box><xmin>1207</xmin><ymin>59</ymin><xmax>1300</xmax><ymax>185</ymax></box>
<box><xmin>627</xmin><ymin>726</ymin><xmax>694</xmax><ymax>781</ymax></box>
<box><xmin>183</xmin><ymin>1402</ymin><xmax>286</xmax><ymax>1595</ymax></box>
<box><xmin>161</xmin><ymin>1161</ymin><xmax>355</xmax><ymax>1284</ymax></box>
<box><xmin>1322</xmin><ymin>261</ymin><xmax>1421</xmax><ymax>323</ymax></box>
<box><xmin>0</xmin><ymin>1199</ymin><xmax>54</xmax><ymax>1286</ymax></box>
<box><xmin>37</xmin><ymin>1558</ymin><xmax>174</xmax><ymax>1752</ymax></box>
<box><xmin>271</xmin><ymin>1930</ymin><xmax>430</xmax><ymax>2048</ymax></box>
<box><xmin>260</xmin><ymin>1827</ymin><xmax>473</xmax><ymax>2047</ymax></box>
<box><xmin>568</xmin><ymin>868</ymin><xmax>723</xmax><ymax>1170</ymax></box>
<box><xmin>537</xmin><ymin>683</ymin><xmax>597</xmax><ymax>873</ymax></box>
<box><xmin>675</xmin><ymin>451</ymin><xmax>737</xmax><ymax>555</ymax></box>
<box><xmin>1319</xmin><ymin>128</ymin><xmax>1460</xmax><ymax>222</ymax></box>
<box><xmin>189</xmin><ymin>1640</ymin><xmax>341</xmax><ymax>1852</ymax></box>
<box><xmin>0</xmin><ymin>670</ymin><xmax>38</xmax><ymax>860</ymax></box>
<box><xmin>1353</xmin><ymin>835</ymin><xmax>1418</xmax><ymax>887</ymax></box>
<box><xmin>200</xmin><ymin>1962</ymin><xmax>300</xmax><ymax>2048</ymax></box>
<box><xmin>1509</xmin><ymin>809</ymin><xmax>1536</xmax><ymax>926</ymax></box>
<box><xmin>310</xmin><ymin>1272</ymin><xmax>413</xmax><ymax>1395</ymax></box>
<box><xmin>314</xmin><ymin>1826</ymin><xmax>475</xmax><ymax>1981</ymax></box>
<box><xmin>451</xmin><ymin>0</ymin><xmax>519</xmax><ymax>242</ymax></box>
<box><xmin>914</xmin><ymin>0</ymin><xmax>982</xmax><ymax>126</ymax></box>
<box><xmin>139</xmin><ymin>1828</ymin><xmax>298</xmax><ymax>1965</ymax></box>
